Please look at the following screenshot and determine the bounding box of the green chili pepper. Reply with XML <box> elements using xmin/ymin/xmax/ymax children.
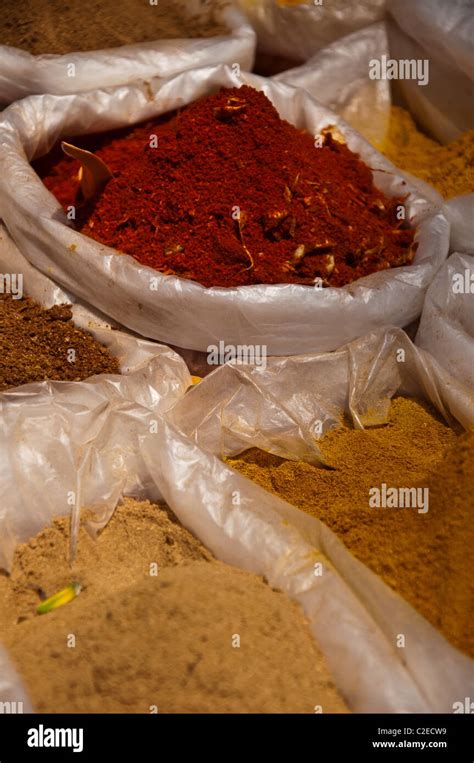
<box><xmin>36</xmin><ymin>583</ymin><xmax>82</xmax><ymax>615</ymax></box>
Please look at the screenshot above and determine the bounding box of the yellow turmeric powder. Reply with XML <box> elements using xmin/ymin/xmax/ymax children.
<box><xmin>227</xmin><ymin>397</ymin><xmax>474</xmax><ymax>657</ymax></box>
<box><xmin>382</xmin><ymin>106</ymin><xmax>474</xmax><ymax>199</ymax></box>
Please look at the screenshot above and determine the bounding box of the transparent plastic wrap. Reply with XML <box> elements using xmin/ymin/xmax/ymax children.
<box><xmin>0</xmin><ymin>327</ymin><xmax>472</xmax><ymax>712</ymax></box>
<box><xmin>387</xmin><ymin>0</ymin><xmax>474</xmax><ymax>143</ymax></box>
<box><xmin>238</xmin><ymin>0</ymin><xmax>385</xmax><ymax>62</ymax></box>
<box><xmin>167</xmin><ymin>326</ymin><xmax>474</xmax><ymax>460</ymax></box>
<box><xmin>416</xmin><ymin>252</ymin><xmax>474</xmax><ymax>389</ymax></box>
<box><xmin>0</xmin><ymin>1</ymin><xmax>255</xmax><ymax>105</ymax></box>
<box><xmin>275</xmin><ymin>23</ymin><xmax>391</xmax><ymax>147</ymax></box>
<box><xmin>0</xmin><ymin>65</ymin><xmax>449</xmax><ymax>355</ymax></box>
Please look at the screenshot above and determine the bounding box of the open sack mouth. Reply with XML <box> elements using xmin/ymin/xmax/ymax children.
<box><xmin>36</xmin><ymin>84</ymin><xmax>417</xmax><ymax>290</ymax></box>
<box><xmin>0</xmin><ymin>67</ymin><xmax>446</xmax><ymax>356</ymax></box>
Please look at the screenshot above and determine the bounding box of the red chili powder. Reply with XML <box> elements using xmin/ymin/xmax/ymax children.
<box><xmin>40</xmin><ymin>86</ymin><xmax>417</xmax><ymax>288</ymax></box>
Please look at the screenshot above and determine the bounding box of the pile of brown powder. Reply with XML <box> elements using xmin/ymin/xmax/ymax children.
<box><xmin>228</xmin><ymin>398</ymin><xmax>474</xmax><ymax>657</ymax></box>
<box><xmin>0</xmin><ymin>294</ymin><xmax>119</xmax><ymax>391</ymax></box>
<box><xmin>0</xmin><ymin>498</ymin><xmax>348</xmax><ymax>713</ymax></box>
<box><xmin>1</xmin><ymin>0</ymin><xmax>227</xmax><ymax>56</ymax></box>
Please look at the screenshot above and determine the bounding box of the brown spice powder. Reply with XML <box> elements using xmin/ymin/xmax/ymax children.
<box><xmin>0</xmin><ymin>499</ymin><xmax>348</xmax><ymax>714</ymax></box>
<box><xmin>1</xmin><ymin>0</ymin><xmax>227</xmax><ymax>56</ymax></box>
<box><xmin>0</xmin><ymin>294</ymin><xmax>119</xmax><ymax>391</ymax></box>
<box><xmin>228</xmin><ymin>398</ymin><xmax>474</xmax><ymax>657</ymax></box>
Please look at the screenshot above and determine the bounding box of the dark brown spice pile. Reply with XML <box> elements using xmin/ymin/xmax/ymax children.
<box><xmin>0</xmin><ymin>294</ymin><xmax>119</xmax><ymax>391</ymax></box>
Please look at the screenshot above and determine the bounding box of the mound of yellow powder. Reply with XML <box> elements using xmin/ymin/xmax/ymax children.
<box><xmin>382</xmin><ymin>106</ymin><xmax>474</xmax><ymax>199</ymax></box>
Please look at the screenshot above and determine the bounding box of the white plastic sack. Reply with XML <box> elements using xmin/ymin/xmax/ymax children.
<box><xmin>276</xmin><ymin>24</ymin><xmax>472</xmax><ymax>251</ymax></box>
<box><xmin>387</xmin><ymin>0</ymin><xmax>474</xmax><ymax>143</ymax></box>
<box><xmin>0</xmin><ymin>65</ymin><xmax>449</xmax><ymax>355</ymax></box>
<box><xmin>416</xmin><ymin>252</ymin><xmax>474</xmax><ymax>389</ymax></box>
<box><xmin>167</xmin><ymin>325</ymin><xmax>474</xmax><ymax>462</ymax></box>
<box><xmin>0</xmin><ymin>1</ymin><xmax>255</xmax><ymax>105</ymax></box>
<box><xmin>275</xmin><ymin>22</ymin><xmax>391</xmax><ymax>147</ymax></box>
<box><xmin>238</xmin><ymin>0</ymin><xmax>385</xmax><ymax>62</ymax></box>
<box><xmin>0</xmin><ymin>222</ymin><xmax>120</xmax><ymax>327</ymax></box>
<box><xmin>164</xmin><ymin>326</ymin><xmax>474</xmax><ymax>711</ymax></box>
<box><xmin>0</xmin><ymin>222</ymin><xmax>192</xmax><ymax>385</ymax></box>
<box><xmin>0</xmin><ymin>220</ymin><xmax>215</xmax><ymax>378</ymax></box>
<box><xmin>443</xmin><ymin>195</ymin><xmax>474</xmax><ymax>255</ymax></box>
<box><xmin>0</xmin><ymin>327</ymin><xmax>472</xmax><ymax>713</ymax></box>
<box><xmin>0</xmin><ymin>224</ymin><xmax>192</xmax><ymax>568</ymax></box>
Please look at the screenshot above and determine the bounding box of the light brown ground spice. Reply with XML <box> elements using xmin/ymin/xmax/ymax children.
<box><xmin>0</xmin><ymin>498</ymin><xmax>348</xmax><ymax>714</ymax></box>
<box><xmin>228</xmin><ymin>398</ymin><xmax>474</xmax><ymax>657</ymax></box>
<box><xmin>1</xmin><ymin>0</ymin><xmax>228</xmax><ymax>56</ymax></box>
<box><xmin>382</xmin><ymin>106</ymin><xmax>474</xmax><ymax>199</ymax></box>
<box><xmin>0</xmin><ymin>294</ymin><xmax>119</xmax><ymax>391</ymax></box>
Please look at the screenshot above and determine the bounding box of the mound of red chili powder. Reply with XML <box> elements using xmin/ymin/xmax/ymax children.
<box><xmin>40</xmin><ymin>86</ymin><xmax>417</xmax><ymax>288</ymax></box>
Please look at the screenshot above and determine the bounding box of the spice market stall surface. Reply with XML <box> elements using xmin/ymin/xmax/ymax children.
<box><xmin>0</xmin><ymin>66</ymin><xmax>449</xmax><ymax>355</ymax></box>
<box><xmin>0</xmin><ymin>0</ymin><xmax>255</xmax><ymax>105</ymax></box>
<box><xmin>0</xmin><ymin>326</ymin><xmax>472</xmax><ymax>714</ymax></box>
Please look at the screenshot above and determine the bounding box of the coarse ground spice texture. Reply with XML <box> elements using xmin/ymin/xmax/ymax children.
<box><xmin>382</xmin><ymin>107</ymin><xmax>474</xmax><ymax>199</ymax></box>
<box><xmin>0</xmin><ymin>499</ymin><xmax>348</xmax><ymax>713</ymax></box>
<box><xmin>227</xmin><ymin>398</ymin><xmax>474</xmax><ymax>657</ymax></box>
<box><xmin>40</xmin><ymin>86</ymin><xmax>417</xmax><ymax>288</ymax></box>
<box><xmin>0</xmin><ymin>294</ymin><xmax>119</xmax><ymax>391</ymax></box>
<box><xmin>1</xmin><ymin>0</ymin><xmax>227</xmax><ymax>55</ymax></box>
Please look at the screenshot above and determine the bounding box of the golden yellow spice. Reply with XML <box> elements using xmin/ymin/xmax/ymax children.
<box><xmin>228</xmin><ymin>398</ymin><xmax>474</xmax><ymax>657</ymax></box>
<box><xmin>382</xmin><ymin>106</ymin><xmax>474</xmax><ymax>199</ymax></box>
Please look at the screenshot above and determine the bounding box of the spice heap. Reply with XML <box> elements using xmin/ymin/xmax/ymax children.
<box><xmin>0</xmin><ymin>498</ymin><xmax>348</xmax><ymax>714</ymax></box>
<box><xmin>1</xmin><ymin>0</ymin><xmax>227</xmax><ymax>56</ymax></box>
<box><xmin>0</xmin><ymin>294</ymin><xmax>119</xmax><ymax>391</ymax></box>
<box><xmin>382</xmin><ymin>107</ymin><xmax>474</xmax><ymax>199</ymax></box>
<box><xmin>228</xmin><ymin>398</ymin><xmax>474</xmax><ymax>658</ymax></box>
<box><xmin>40</xmin><ymin>86</ymin><xmax>417</xmax><ymax>288</ymax></box>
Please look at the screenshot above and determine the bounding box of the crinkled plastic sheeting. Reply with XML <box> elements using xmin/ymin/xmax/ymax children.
<box><xmin>0</xmin><ymin>1</ymin><xmax>255</xmax><ymax>105</ymax></box>
<box><xmin>0</xmin><ymin>229</ymin><xmax>192</xmax><ymax>710</ymax></box>
<box><xmin>275</xmin><ymin>22</ymin><xmax>391</xmax><ymax>147</ymax></box>
<box><xmin>0</xmin><ymin>65</ymin><xmax>449</xmax><ymax>355</ymax></box>
<box><xmin>387</xmin><ymin>0</ymin><xmax>474</xmax><ymax>143</ymax></box>
<box><xmin>416</xmin><ymin>252</ymin><xmax>474</xmax><ymax>389</ymax></box>
<box><xmin>163</xmin><ymin>327</ymin><xmax>474</xmax><ymax>712</ymax></box>
<box><xmin>0</xmin><ymin>225</ymin><xmax>192</xmax><ymax>569</ymax></box>
<box><xmin>0</xmin><ymin>327</ymin><xmax>473</xmax><ymax>711</ymax></box>
<box><xmin>238</xmin><ymin>0</ymin><xmax>385</xmax><ymax>61</ymax></box>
